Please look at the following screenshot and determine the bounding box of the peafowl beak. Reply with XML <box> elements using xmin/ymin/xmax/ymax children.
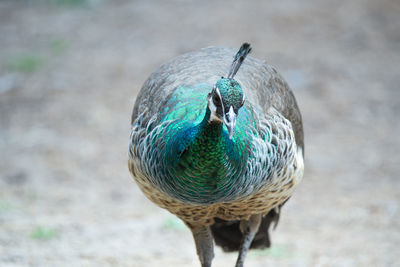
<box><xmin>223</xmin><ymin>106</ymin><xmax>237</xmax><ymax>139</ymax></box>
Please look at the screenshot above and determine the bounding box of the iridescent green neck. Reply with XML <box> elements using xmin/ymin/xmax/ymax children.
<box><xmin>165</xmin><ymin>106</ymin><xmax>243</xmax><ymax>203</ymax></box>
<box><xmin>176</xmin><ymin>107</ymin><xmax>229</xmax><ymax>184</ymax></box>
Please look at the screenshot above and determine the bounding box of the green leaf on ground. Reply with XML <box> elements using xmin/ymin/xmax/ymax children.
<box><xmin>49</xmin><ymin>38</ymin><xmax>69</xmax><ymax>54</ymax></box>
<box><xmin>51</xmin><ymin>0</ymin><xmax>89</xmax><ymax>6</ymax></box>
<box><xmin>7</xmin><ymin>54</ymin><xmax>44</xmax><ymax>73</ymax></box>
<box><xmin>162</xmin><ymin>217</ymin><xmax>188</xmax><ymax>231</ymax></box>
<box><xmin>249</xmin><ymin>244</ymin><xmax>294</xmax><ymax>259</ymax></box>
<box><xmin>30</xmin><ymin>226</ymin><xmax>60</xmax><ymax>240</ymax></box>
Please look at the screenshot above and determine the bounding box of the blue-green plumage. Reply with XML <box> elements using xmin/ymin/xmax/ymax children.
<box><xmin>137</xmin><ymin>82</ymin><xmax>262</xmax><ymax>204</ymax></box>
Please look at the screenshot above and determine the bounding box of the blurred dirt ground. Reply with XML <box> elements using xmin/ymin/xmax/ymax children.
<box><xmin>0</xmin><ymin>0</ymin><xmax>399</xmax><ymax>266</ymax></box>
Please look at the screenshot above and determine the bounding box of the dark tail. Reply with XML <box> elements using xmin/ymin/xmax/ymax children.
<box><xmin>210</xmin><ymin>206</ymin><xmax>283</xmax><ymax>252</ymax></box>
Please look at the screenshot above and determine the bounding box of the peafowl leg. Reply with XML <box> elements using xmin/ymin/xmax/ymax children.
<box><xmin>190</xmin><ymin>224</ymin><xmax>214</xmax><ymax>267</ymax></box>
<box><xmin>235</xmin><ymin>214</ymin><xmax>262</xmax><ymax>267</ymax></box>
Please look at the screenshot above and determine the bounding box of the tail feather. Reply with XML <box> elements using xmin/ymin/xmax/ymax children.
<box><xmin>210</xmin><ymin>205</ymin><xmax>282</xmax><ymax>252</ymax></box>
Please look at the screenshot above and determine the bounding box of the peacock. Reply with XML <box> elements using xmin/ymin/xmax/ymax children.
<box><xmin>128</xmin><ymin>43</ymin><xmax>304</xmax><ymax>267</ymax></box>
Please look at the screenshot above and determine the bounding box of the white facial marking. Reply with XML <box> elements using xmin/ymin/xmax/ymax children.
<box><xmin>224</xmin><ymin>106</ymin><xmax>237</xmax><ymax>139</ymax></box>
<box><xmin>228</xmin><ymin>105</ymin><xmax>235</xmax><ymax>118</ymax></box>
<box><xmin>215</xmin><ymin>87</ymin><xmax>222</xmax><ymax>104</ymax></box>
<box><xmin>208</xmin><ymin>88</ymin><xmax>223</xmax><ymax>122</ymax></box>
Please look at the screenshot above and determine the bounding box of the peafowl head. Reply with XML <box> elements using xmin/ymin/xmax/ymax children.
<box><xmin>207</xmin><ymin>43</ymin><xmax>252</xmax><ymax>139</ymax></box>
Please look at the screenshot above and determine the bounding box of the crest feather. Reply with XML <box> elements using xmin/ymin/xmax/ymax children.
<box><xmin>227</xmin><ymin>43</ymin><xmax>252</xmax><ymax>79</ymax></box>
